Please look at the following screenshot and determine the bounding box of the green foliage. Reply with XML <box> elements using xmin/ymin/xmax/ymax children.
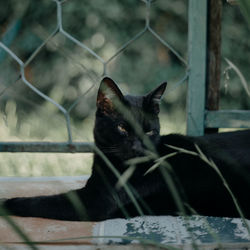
<box><xmin>238</xmin><ymin>0</ymin><xmax>250</xmax><ymax>27</ymax></box>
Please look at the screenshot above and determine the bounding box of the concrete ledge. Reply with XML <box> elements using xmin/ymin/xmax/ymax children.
<box><xmin>0</xmin><ymin>176</ymin><xmax>89</xmax><ymax>198</ymax></box>
<box><xmin>0</xmin><ymin>176</ymin><xmax>249</xmax><ymax>249</ymax></box>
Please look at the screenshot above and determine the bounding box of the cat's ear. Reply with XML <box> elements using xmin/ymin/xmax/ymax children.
<box><xmin>144</xmin><ymin>82</ymin><xmax>167</xmax><ymax>114</ymax></box>
<box><xmin>97</xmin><ymin>77</ymin><xmax>124</xmax><ymax>114</ymax></box>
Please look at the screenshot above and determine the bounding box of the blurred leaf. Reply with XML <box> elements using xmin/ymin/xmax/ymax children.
<box><xmin>225</xmin><ymin>58</ymin><xmax>250</xmax><ymax>97</ymax></box>
<box><xmin>238</xmin><ymin>0</ymin><xmax>250</xmax><ymax>28</ymax></box>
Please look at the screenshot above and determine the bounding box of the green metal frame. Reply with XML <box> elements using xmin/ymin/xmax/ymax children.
<box><xmin>186</xmin><ymin>0</ymin><xmax>250</xmax><ymax>136</ymax></box>
<box><xmin>186</xmin><ymin>0</ymin><xmax>208</xmax><ymax>136</ymax></box>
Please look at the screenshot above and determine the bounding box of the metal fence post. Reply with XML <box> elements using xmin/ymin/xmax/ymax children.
<box><xmin>186</xmin><ymin>0</ymin><xmax>208</xmax><ymax>136</ymax></box>
<box><xmin>205</xmin><ymin>0</ymin><xmax>222</xmax><ymax>134</ymax></box>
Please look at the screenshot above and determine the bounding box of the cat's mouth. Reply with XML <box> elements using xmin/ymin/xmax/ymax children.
<box><xmin>99</xmin><ymin>143</ymin><xmax>146</xmax><ymax>161</ymax></box>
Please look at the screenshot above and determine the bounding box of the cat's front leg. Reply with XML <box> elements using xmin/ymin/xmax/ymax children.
<box><xmin>1</xmin><ymin>191</ymin><xmax>88</xmax><ymax>221</ymax></box>
<box><xmin>0</xmin><ymin>188</ymin><xmax>122</xmax><ymax>221</ymax></box>
<box><xmin>1</xmin><ymin>187</ymin><xmax>114</xmax><ymax>221</ymax></box>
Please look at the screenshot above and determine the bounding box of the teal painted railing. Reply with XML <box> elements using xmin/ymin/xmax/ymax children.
<box><xmin>186</xmin><ymin>0</ymin><xmax>208</xmax><ymax>136</ymax></box>
<box><xmin>187</xmin><ymin>0</ymin><xmax>250</xmax><ymax>136</ymax></box>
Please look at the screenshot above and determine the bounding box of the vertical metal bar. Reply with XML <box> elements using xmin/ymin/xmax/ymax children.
<box><xmin>205</xmin><ymin>0</ymin><xmax>222</xmax><ymax>134</ymax></box>
<box><xmin>186</xmin><ymin>0</ymin><xmax>208</xmax><ymax>136</ymax></box>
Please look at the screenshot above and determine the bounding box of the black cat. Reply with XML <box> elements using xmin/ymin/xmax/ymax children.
<box><xmin>1</xmin><ymin>77</ymin><xmax>250</xmax><ymax>221</ymax></box>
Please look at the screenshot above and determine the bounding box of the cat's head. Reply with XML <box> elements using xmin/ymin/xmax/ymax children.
<box><xmin>94</xmin><ymin>77</ymin><xmax>167</xmax><ymax>161</ymax></box>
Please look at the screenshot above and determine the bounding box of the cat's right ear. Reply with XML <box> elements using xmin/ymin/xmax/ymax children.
<box><xmin>97</xmin><ymin>77</ymin><xmax>124</xmax><ymax>114</ymax></box>
<box><xmin>145</xmin><ymin>82</ymin><xmax>167</xmax><ymax>114</ymax></box>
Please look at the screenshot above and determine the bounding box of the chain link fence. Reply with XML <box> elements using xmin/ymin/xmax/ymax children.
<box><xmin>0</xmin><ymin>0</ymin><xmax>249</xmax><ymax>156</ymax></box>
<box><xmin>0</xmin><ymin>0</ymin><xmax>190</xmax><ymax>153</ymax></box>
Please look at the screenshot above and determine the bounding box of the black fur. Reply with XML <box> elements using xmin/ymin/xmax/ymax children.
<box><xmin>1</xmin><ymin>77</ymin><xmax>250</xmax><ymax>221</ymax></box>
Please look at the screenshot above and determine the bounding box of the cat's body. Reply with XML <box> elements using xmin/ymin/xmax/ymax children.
<box><xmin>1</xmin><ymin>77</ymin><xmax>250</xmax><ymax>221</ymax></box>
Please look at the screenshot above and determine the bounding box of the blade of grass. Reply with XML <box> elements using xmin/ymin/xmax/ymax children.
<box><xmin>166</xmin><ymin>144</ymin><xmax>198</xmax><ymax>156</ymax></box>
<box><xmin>0</xmin><ymin>206</ymin><xmax>38</xmax><ymax>250</ymax></box>
<box><xmin>225</xmin><ymin>58</ymin><xmax>250</xmax><ymax>97</ymax></box>
<box><xmin>184</xmin><ymin>203</ymin><xmax>222</xmax><ymax>246</ymax></box>
<box><xmin>146</xmin><ymin>142</ymin><xmax>250</xmax><ymax>234</ymax></box>
<box><xmin>116</xmin><ymin>165</ymin><xmax>136</xmax><ymax>190</ymax></box>
<box><xmin>193</xmin><ymin>144</ymin><xmax>250</xmax><ymax>233</ymax></box>
<box><xmin>20</xmin><ymin>234</ymin><xmax>180</xmax><ymax>250</ymax></box>
<box><xmin>167</xmin><ymin>143</ymin><xmax>250</xmax><ymax>234</ymax></box>
<box><xmin>125</xmin><ymin>154</ymin><xmax>155</xmax><ymax>166</ymax></box>
<box><xmin>208</xmin><ymin>158</ymin><xmax>250</xmax><ymax>234</ymax></box>
<box><xmin>144</xmin><ymin>152</ymin><xmax>178</xmax><ymax>176</ymax></box>
<box><xmin>93</xmin><ymin>145</ymin><xmax>144</xmax><ymax>216</ymax></box>
<box><xmin>65</xmin><ymin>192</ymin><xmax>90</xmax><ymax>221</ymax></box>
<box><xmin>95</xmin><ymin>165</ymin><xmax>131</xmax><ymax>219</ymax></box>
<box><xmin>159</xmin><ymin>164</ymin><xmax>187</xmax><ymax>217</ymax></box>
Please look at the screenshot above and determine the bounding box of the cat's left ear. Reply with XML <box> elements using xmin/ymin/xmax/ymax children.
<box><xmin>144</xmin><ymin>82</ymin><xmax>167</xmax><ymax>114</ymax></box>
<box><xmin>97</xmin><ymin>77</ymin><xmax>124</xmax><ymax>114</ymax></box>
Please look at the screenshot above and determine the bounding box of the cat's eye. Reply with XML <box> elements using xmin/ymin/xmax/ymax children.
<box><xmin>117</xmin><ymin>124</ymin><xmax>128</xmax><ymax>135</ymax></box>
<box><xmin>146</xmin><ymin>130</ymin><xmax>154</xmax><ymax>136</ymax></box>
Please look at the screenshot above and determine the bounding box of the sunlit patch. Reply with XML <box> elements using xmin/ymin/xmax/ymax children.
<box><xmin>146</xmin><ymin>130</ymin><xmax>154</xmax><ymax>136</ymax></box>
<box><xmin>117</xmin><ymin>124</ymin><xmax>128</xmax><ymax>135</ymax></box>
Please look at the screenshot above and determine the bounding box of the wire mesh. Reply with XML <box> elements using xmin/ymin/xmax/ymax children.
<box><xmin>0</xmin><ymin>0</ymin><xmax>188</xmax><ymax>152</ymax></box>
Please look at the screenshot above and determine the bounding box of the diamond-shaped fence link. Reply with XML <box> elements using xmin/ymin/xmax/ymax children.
<box><xmin>0</xmin><ymin>0</ymin><xmax>206</xmax><ymax>152</ymax></box>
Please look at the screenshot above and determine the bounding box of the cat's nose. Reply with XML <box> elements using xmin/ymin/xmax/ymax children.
<box><xmin>132</xmin><ymin>140</ymin><xmax>144</xmax><ymax>154</ymax></box>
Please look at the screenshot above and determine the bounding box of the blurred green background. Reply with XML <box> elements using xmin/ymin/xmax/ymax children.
<box><xmin>0</xmin><ymin>0</ymin><xmax>249</xmax><ymax>176</ymax></box>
